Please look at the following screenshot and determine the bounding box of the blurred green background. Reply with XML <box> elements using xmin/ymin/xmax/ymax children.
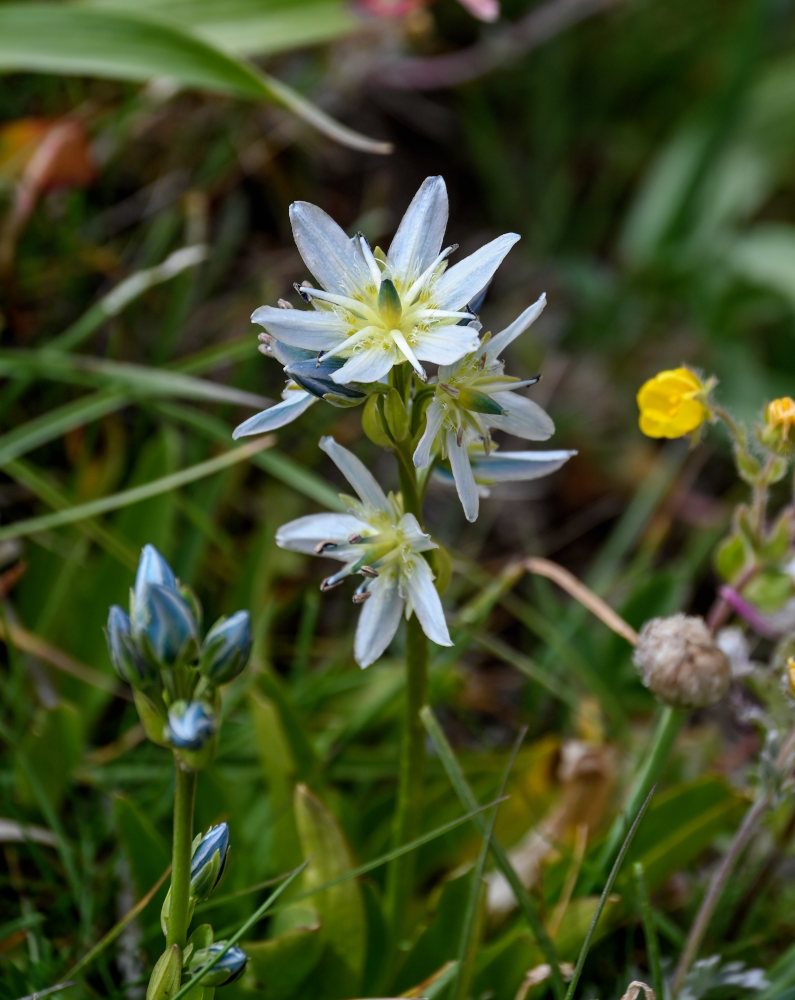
<box><xmin>2</xmin><ymin>1</ymin><xmax>795</xmax><ymax>998</ymax></box>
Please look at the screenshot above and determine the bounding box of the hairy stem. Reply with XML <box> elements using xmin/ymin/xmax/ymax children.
<box><xmin>671</xmin><ymin>727</ymin><xmax>795</xmax><ymax>996</ymax></box>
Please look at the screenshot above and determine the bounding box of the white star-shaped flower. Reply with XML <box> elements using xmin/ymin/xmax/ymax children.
<box><xmin>413</xmin><ymin>294</ymin><xmax>575</xmax><ymax>520</ymax></box>
<box><xmin>276</xmin><ymin>436</ymin><xmax>452</xmax><ymax>667</ymax></box>
<box><xmin>251</xmin><ymin>176</ymin><xmax>519</xmax><ymax>386</ymax></box>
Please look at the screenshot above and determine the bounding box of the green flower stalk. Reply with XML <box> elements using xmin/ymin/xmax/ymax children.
<box><xmin>104</xmin><ymin>544</ymin><xmax>252</xmax><ymax>996</ymax></box>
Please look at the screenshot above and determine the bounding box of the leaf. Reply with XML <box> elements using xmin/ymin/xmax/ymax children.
<box><xmin>293</xmin><ymin>784</ymin><xmax>367</xmax><ymax>998</ymax></box>
<box><xmin>621</xmin><ymin>776</ymin><xmax>747</xmax><ymax>891</ymax></box>
<box><xmin>723</xmin><ymin>224</ymin><xmax>795</xmax><ymax>308</ymax></box>
<box><xmin>83</xmin><ymin>0</ymin><xmax>360</xmax><ymax>59</ymax></box>
<box><xmin>0</xmin><ymin>4</ymin><xmax>390</xmax><ymax>154</ymax></box>
<box><xmin>244</xmin><ymin>906</ymin><xmax>324</xmax><ymax>999</ymax></box>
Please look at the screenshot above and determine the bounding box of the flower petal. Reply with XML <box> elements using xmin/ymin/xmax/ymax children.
<box><xmin>354</xmin><ymin>572</ymin><xmax>404</xmax><ymax>667</ymax></box>
<box><xmin>252</xmin><ymin>305</ymin><xmax>348</xmax><ymax>350</ymax></box>
<box><xmin>415</xmin><ymin>324</ymin><xmax>480</xmax><ymax>365</ymax></box>
<box><xmin>447</xmin><ymin>429</ymin><xmax>479</xmax><ymax>521</ymax></box>
<box><xmin>396</xmin><ymin>512</ymin><xmax>437</xmax><ymax>552</ymax></box>
<box><xmin>433</xmin><ymin>233</ymin><xmax>520</xmax><ymax>310</ymax></box>
<box><xmin>486</xmin><ymin>293</ymin><xmax>546</xmax><ymax>361</ymax></box>
<box><xmin>404</xmin><ymin>555</ymin><xmax>452</xmax><ymax>647</ymax></box>
<box><xmin>289</xmin><ymin>201</ymin><xmax>370</xmax><ymax>294</ymax></box>
<box><xmin>388</xmin><ymin>176</ymin><xmax>449</xmax><ymax>281</ymax></box>
<box><xmin>275</xmin><ymin>512</ymin><xmax>367</xmax><ymax>555</ymax></box>
<box><xmin>330</xmin><ymin>346</ymin><xmax>397</xmax><ymax>385</ymax></box>
<box><xmin>232</xmin><ymin>390</ymin><xmax>315</xmax><ymax>438</ymax></box>
<box><xmin>488</xmin><ymin>395</ymin><xmax>555</xmax><ymax>440</ymax></box>
<box><xmin>469</xmin><ymin>450</ymin><xmax>576</xmax><ymax>482</ymax></box>
<box><xmin>320</xmin><ymin>436</ymin><xmax>390</xmax><ymax>511</ymax></box>
<box><xmin>413</xmin><ymin>398</ymin><xmax>444</xmax><ymax>469</ymax></box>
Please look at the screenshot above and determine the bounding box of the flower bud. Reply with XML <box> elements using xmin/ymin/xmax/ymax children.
<box><xmin>166</xmin><ymin>701</ymin><xmax>215</xmax><ymax>751</ymax></box>
<box><xmin>133</xmin><ymin>583</ymin><xmax>199</xmax><ymax>668</ymax></box>
<box><xmin>200</xmin><ymin>611</ymin><xmax>252</xmax><ymax>685</ymax></box>
<box><xmin>285</xmin><ymin>357</ymin><xmax>367</xmax><ymax>404</ymax></box>
<box><xmin>633</xmin><ymin>613</ymin><xmax>731</xmax><ymax>708</ymax></box>
<box><xmin>761</xmin><ymin>397</ymin><xmax>795</xmax><ymax>456</ymax></box>
<box><xmin>187</xmin><ymin>942</ymin><xmax>247</xmax><ymax>987</ymax></box>
<box><xmin>190</xmin><ymin>823</ymin><xmax>229</xmax><ymax>900</ymax></box>
<box><xmin>146</xmin><ymin>943</ymin><xmax>182</xmax><ymax>1000</ymax></box>
<box><xmin>133</xmin><ymin>545</ymin><xmax>178</xmax><ymax>624</ymax></box>
<box><xmin>106</xmin><ymin>605</ymin><xmax>152</xmax><ymax>687</ymax></box>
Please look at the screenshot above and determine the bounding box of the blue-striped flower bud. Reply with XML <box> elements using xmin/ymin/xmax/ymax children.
<box><xmin>285</xmin><ymin>357</ymin><xmax>367</xmax><ymax>406</ymax></box>
<box><xmin>187</xmin><ymin>942</ymin><xmax>247</xmax><ymax>986</ymax></box>
<box><xmin>132</xmin><ymin>545</ymin><xmax>178</xmax><ymax>626</ymax></box>
<box><xmin>200</xmin><ymin>611</ymin><xmax>252</xmax><ymax>685</ymax></box>
<box><xmin>133</xmin><ymin>583</ymin><xmax>198</xmax><ymax>668</ymax></box>
<box><xmin>105</xmin><ymin>605</ymin><xmax>152</xmax><ymax>687</ymax></box>
<box><xmin>166</xmin><ymin>701</ymin><xmax>215</xmax><ymax>751</ymax></box>
<box><xmin>190</xmin><ymin>823</ymin><xmax>229</xmax><ymax>900</ymax></box>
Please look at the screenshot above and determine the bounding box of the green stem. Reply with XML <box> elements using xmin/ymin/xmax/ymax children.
<box><xmin>385</xmin><ymin>614</ymin><xmax>429</xmax><ymax>934</ymax></box>
<box><xmin>166</xmin><ymin>761</ymin><xmax>197</xmax><ymax>949</ymax></box>
<box><xmin>386</xmin><ymin>433</ymin><xmax>429</xmax><ymax>936</ymax></box>
<box><xmin>586</xmin><ymin>705</ymin><xmax>683</xmax><ymax>893</ymax></box>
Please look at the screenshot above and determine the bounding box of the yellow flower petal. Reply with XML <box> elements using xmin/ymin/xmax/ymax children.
<box><xmin>637</xmin><ymin>367</ymin><xmax>708</xmax><ymax>439</ymax></box>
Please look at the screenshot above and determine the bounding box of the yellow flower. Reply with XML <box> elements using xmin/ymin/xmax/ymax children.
<box><xmin>637</xmin><ymin>367</ymin><xmax>708</xmax><ymax>439</ymax></box>
<box><xmin>765</xmin><ymin>397</ymin><xmax>795</xmax><ymax>441</ymax></box>
<box><xmin>788</xmin><ymin>657</ymin><xmax>795</xmax><ymax>697</ymax></box>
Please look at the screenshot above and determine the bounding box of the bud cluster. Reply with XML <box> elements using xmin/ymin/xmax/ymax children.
<box><xmin>105</xmin><ymin>545</ymin><xmax>252</xmax><ymax>767</ymax></box>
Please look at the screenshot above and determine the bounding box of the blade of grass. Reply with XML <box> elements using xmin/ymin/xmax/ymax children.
<box><xmin>5</xmin><ymin>457</ymin><xmax>138</xmax><ymax>566</ymax></box>
<box><xmin>420</xmin><ymin>705</ymin><xmax>565</xmax><ymax>1000</ymax></box>
<box><xmin>0</xmin><ymin>389</ymin><xmax>126</xmax><ymax>466</ymax></box>
<box><xmin>64</xmin><ymin>865</ymin><xmax>171</xmax><ymax>980</ymax></box>
<box><xmin>169</xmin><ymin>860</ymin><xmax>310</xmax><ymax>1000</ymax></box>
<box><xmin>562</xmin><ymin>787</ymin><xmax>656</xmax><ymax>1000</ymax></box>
<box><xmin>205</xmin><ymin>796</ymin><xmax>508</xmax><ymax>909</ymax></box>
<box><xmin>451</xmin><ymin>727</ymin><xmax>528</xmax><ymax>1000</ymax></box>
<box><xmin>634</xmin><ymin>862</ymin><xmax>664</xmax><ymax>1000</ymax></box>
<box><xmin>0</xmin><ymin>437</ymin><xmax>273</xmax><ymax>543</ymax></box>
<box><xmin>0</xmin><ymin>618</ymin><xmax>127</xmax><ymax>698</ymax></box>
<box><xmin>0</xmin><ymin>349</ymin><xmax>269</xmax><ymax>409</ymax></box>
<box><xmin>0</xmin><ymin>5</ymin><xmax>391</xmax><ymax>153</ymax></box>
<box><xmin>155</xmin><ymin>400</ymin><xmax>344</xmax><ymax>510</ymax></box>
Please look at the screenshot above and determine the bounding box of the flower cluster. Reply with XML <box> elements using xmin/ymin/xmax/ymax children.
<box><xmin>236</xmin><ymin>177</ymin><xmax>573</xmax><ymax>666</ymax></box>
<box><xmin>105</xmin><ymin>545</ymin><xmax>252</xmax><ymax>767</ymax></box>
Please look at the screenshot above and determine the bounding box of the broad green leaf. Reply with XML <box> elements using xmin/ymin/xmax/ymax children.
<box><xmin>249</xmin><ymin>691</ymin><xmax>302</xmax><ymax>874</ymax></box>
<box><xmin>293</xmin><ymin>784</ymin><xmax>367</xmax><ymax>998</ymax></box>
<box><xmin>83</xmin><ymin>0</ymin><xmax>360</xmax><ymax>59</ymax></box>
<box><xmin>393</xmin><ymin>872</ymin><xmax>472</xmax><ymax>993</ymax></box>
<box><xmin>244</xmin><ymin>906</ymin><xmax>323</xmax><ymax>999</ymax></box>
<box><xmin>0</xmin><ymin>4</ymin><xmax>390</xmax><ymax>153</ymax></box>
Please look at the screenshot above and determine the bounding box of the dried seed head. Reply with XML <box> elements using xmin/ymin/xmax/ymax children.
<box><xmin>633</xmin><ymin>613</ymin><xmax>730</xmax><ymax>709</ymax></box>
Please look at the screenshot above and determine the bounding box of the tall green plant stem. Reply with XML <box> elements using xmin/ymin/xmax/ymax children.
<box><xmin>385</xmin><ymin>613</ymin><xmax>429</xmax><ymax>934</ymax></box>
<box><xmin>585</xmin><ymin>705</ymin><xmax>683</xmax><ymax>894</ymax></box>
<box><xmin>385</xmin><ymin>428</ymin><xmax>430</xmax><ymax>936</ymax></box>
<box><xmin>166</xmin><ymin>761</ymin><xmax>197</xmax><ymax>949</ymax></box>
